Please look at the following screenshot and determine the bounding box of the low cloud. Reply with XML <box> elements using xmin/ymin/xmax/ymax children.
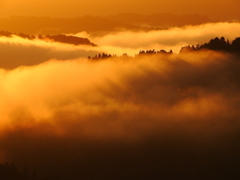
<box><xmin>0</xmin><ymin>49</ymin><xmax>240</xmax><ymax>178</ymax></box>
<box><xmin>0</xmin><ymin>22</ymin><xmax>240</xmax><ymax>69</ymax></box>
<box><xmin>0</xmin><ymin>22</ymin><xmax>240</xmax><ymax>179</ymax></box>
<box><xmin>81</xmin><ymin>22</ymin><xmax>240</xmax><ymax>54</ymax></box>
<box><xmin>0</xmin><ymin>36</ymin><xmax>99</xmax><ymax>69</ymax></box>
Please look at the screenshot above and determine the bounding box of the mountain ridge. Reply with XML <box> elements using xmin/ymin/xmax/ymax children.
<box><xmin>0</xmin><ymin>13</ymin><xmax>213</xmax><ymax>35</ymax></box>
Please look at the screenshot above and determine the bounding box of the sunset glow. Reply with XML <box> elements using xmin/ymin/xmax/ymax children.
<box><xmin>0</xmin><ymin>1</ymin><xmax>240</xmax><ymax>180</ymax></box>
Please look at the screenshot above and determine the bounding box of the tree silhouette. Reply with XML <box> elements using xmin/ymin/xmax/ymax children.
<box><xmin>232</xmin><ymin>37</ymin><xmax>240</xmax><ymax>52</ymax></box>
<box><xmin>0</xmin><ymin>30</ymin><xmax>96</xmax><ymax>46</ymax></box>
<box><xmin>180</xmin><ymin>37</ymin><xmax>240</xmax><ymax>54</ymax></box>
<box><xmin>0</xmin><ymin>163</ymin><xmax>39</xmax><ymax>180</ymax></box>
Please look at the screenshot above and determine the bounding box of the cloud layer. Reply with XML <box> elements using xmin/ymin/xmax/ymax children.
<box><xmin>0</xmin><ymin>22</ymin><xmax>240</xmax><ymax>70</ymax></box>
<box><xmin>84</xmin><ymin>22</ymin><xmax>240</xmax><ymax>54</ymax></box>
<box><xmin>0</xmin><ymin>22</ymin><xmax>240</xmax><ymax>179</ymax></box>
<box><xmin>0</xmin><ymin>49</ymin><xmax>240</xmax><ymax>179</ymax></box>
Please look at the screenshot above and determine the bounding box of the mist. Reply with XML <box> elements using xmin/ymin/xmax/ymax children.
<box><xmin>1</xmin><ymin>48</ymin><xmax>240</xmax><ymax>179</ymax></box>
<box><xmin>82</xmin><ymin>22</ymin><xmax>240</xmax><ymax>53</ymax></box>
<box><xmin>0</xmin><ymin>22</ymin><xmax>240</xmax><ymax>69</ymax></box>
<box><xmin>0</xmin><ymin>21</ymin><xmax>240</xmax><ymax>179</ymax></box>
<box><xmin>0</xmin><ymin>36</ymin><xmax>99</xmax><ymax>69</ymax></box>
<box><xmin>1</xmin><ymin>22</ymin><xmax>239</xmax><ymax>69</ymax></box>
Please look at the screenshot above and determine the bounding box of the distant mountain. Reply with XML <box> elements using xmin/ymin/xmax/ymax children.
<box><xmin>0</xmin><ymin>13</ymin><xmax>212</xmax><ymax>35</ymax></box>
<box><xmin>107</xmin><ymin>13</ymin><xmax>211</xmax><ymax>28</ymax></box>
<box><xmin>0</xmin><ymin>15</ymin><xmax>139</xmax><ymax>35</ymax></box>
<box><xmin>0</xmin><ymin>31</ymin><xmax>96</xmax><ymax>46</ymax></box>
<box><xmin>44</xmin><ymin>34</ymin><xmax>96</xmax><ymax>46</ymax></box>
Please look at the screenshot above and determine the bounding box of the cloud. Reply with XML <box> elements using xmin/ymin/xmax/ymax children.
<box><xmin>0</xmin><ymin>22</ymin><xmax>239</xmax><ymax>70</ymax></box>
<box><xmin>0</xmin><ymin>36</ymin><xmax>99</xmax><ymax>69</ymax></box>
<box><xmin>1</xmin><ymin>22</ymin><xmax>240</xmax><ymax>179</ymax></box>
<box><xmin>81</xmin><ymin>22</ymin><xmax>240</xmax><ymax>54</ymax></box>
<box><xmin>0</xmin><ymin>49</ymin><xmax>240</xmax><ymax>178</ymax></box>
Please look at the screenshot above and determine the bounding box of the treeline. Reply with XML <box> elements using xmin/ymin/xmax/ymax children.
<box><xmin>88</xmin><ymin>49</ymin><xmax>174</xmax><ymax>60</ymax></box>
<box><xmin>180</xmin><ymin>37</ymin><xmax>240</xmax><ymax>53</ymax></box>
<box><xmin>88</xmin><ymin>37</ymin><xmax>240</xmax><ymax>60</ymax></box>
<box><xmin>0</xmin><ymin>163</ymin><xmax>38</xmax><ymax>180</ymax></box>
<box><xmin>0</xmin><ymin>30</ymin><xmax>96</xmax><ymax>46</ymax></box>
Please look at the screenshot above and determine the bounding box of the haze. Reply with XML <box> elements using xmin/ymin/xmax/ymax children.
<box><xmin>0</xmin><ymin>0</ymin><xmax>239</xmax><ymax>21</ymax></box>
<box><xmin>0</xmin><ymin>0</ymin><xmax>240</xmax><ymax>179</ymax></box>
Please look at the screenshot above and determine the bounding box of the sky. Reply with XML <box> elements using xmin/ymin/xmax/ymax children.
<box><xmin>0</xmin><ymin>0</ymin><xmax>239</xmax><ymax>20</ymax></box>
<box><xmin>0</xmin><ymin>0</ymin><xmax>240</xmax><ymax>179</ymax></box>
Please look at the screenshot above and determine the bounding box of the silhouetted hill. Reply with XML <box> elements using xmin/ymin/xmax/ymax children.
<box><xmin>0</xmin><ymin>16</ymin><xmax>139</xmax><ymax>35</ymax></box>
<box><xmin>44</xmin><ymin>34</ymin><xmax>96</xmax><ymax>46</ymax></box>
<box><xmin>107</xmin><ymin>13</ymin><xmax>211</xmax><ymax>28</ymax></box>
<box><xmin>180</xmin><ymin>37</ymin><xmax>240</xmax><ymax>54</ymax></box>
<box><xmin>0</xmin><ymin>13</ymin><xmax>212</xmax><ymax>35</ymax></box>
<box><xmin>0</xmin><ymin>30</ymin><xmax>96</xmax><ymax>46</ymax></box>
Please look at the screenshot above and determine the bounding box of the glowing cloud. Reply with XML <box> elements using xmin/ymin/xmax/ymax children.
<box><xmin>0</xmin><ymin>22</ymin><xmax>240</xmax><ymax>70</ymax></box>
<box><xmin>83</xmin><ymin>22</ymin><xmax>240</xmax><ymax>54</ymax></box>
<box><xmin>0</xmin><ymin>22</ymin><xmax>240</xmax><ymax>179</ymax></box>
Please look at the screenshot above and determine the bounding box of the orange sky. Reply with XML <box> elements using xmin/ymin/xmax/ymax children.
<box><xmin>0</xmin><ymin>0</ymin><xmax>239</xmax><ymax>20</ymax></box>
<box><xmin>0</xmin><ymin>1</ymin><xmax>240</xmax><ymax>177</ymax></box>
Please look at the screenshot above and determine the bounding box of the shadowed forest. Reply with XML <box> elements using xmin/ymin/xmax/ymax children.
<box><xmin>0</xmin><ymin>163</ymin><xmax>37</xmax><ymax>180</ymax></box>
